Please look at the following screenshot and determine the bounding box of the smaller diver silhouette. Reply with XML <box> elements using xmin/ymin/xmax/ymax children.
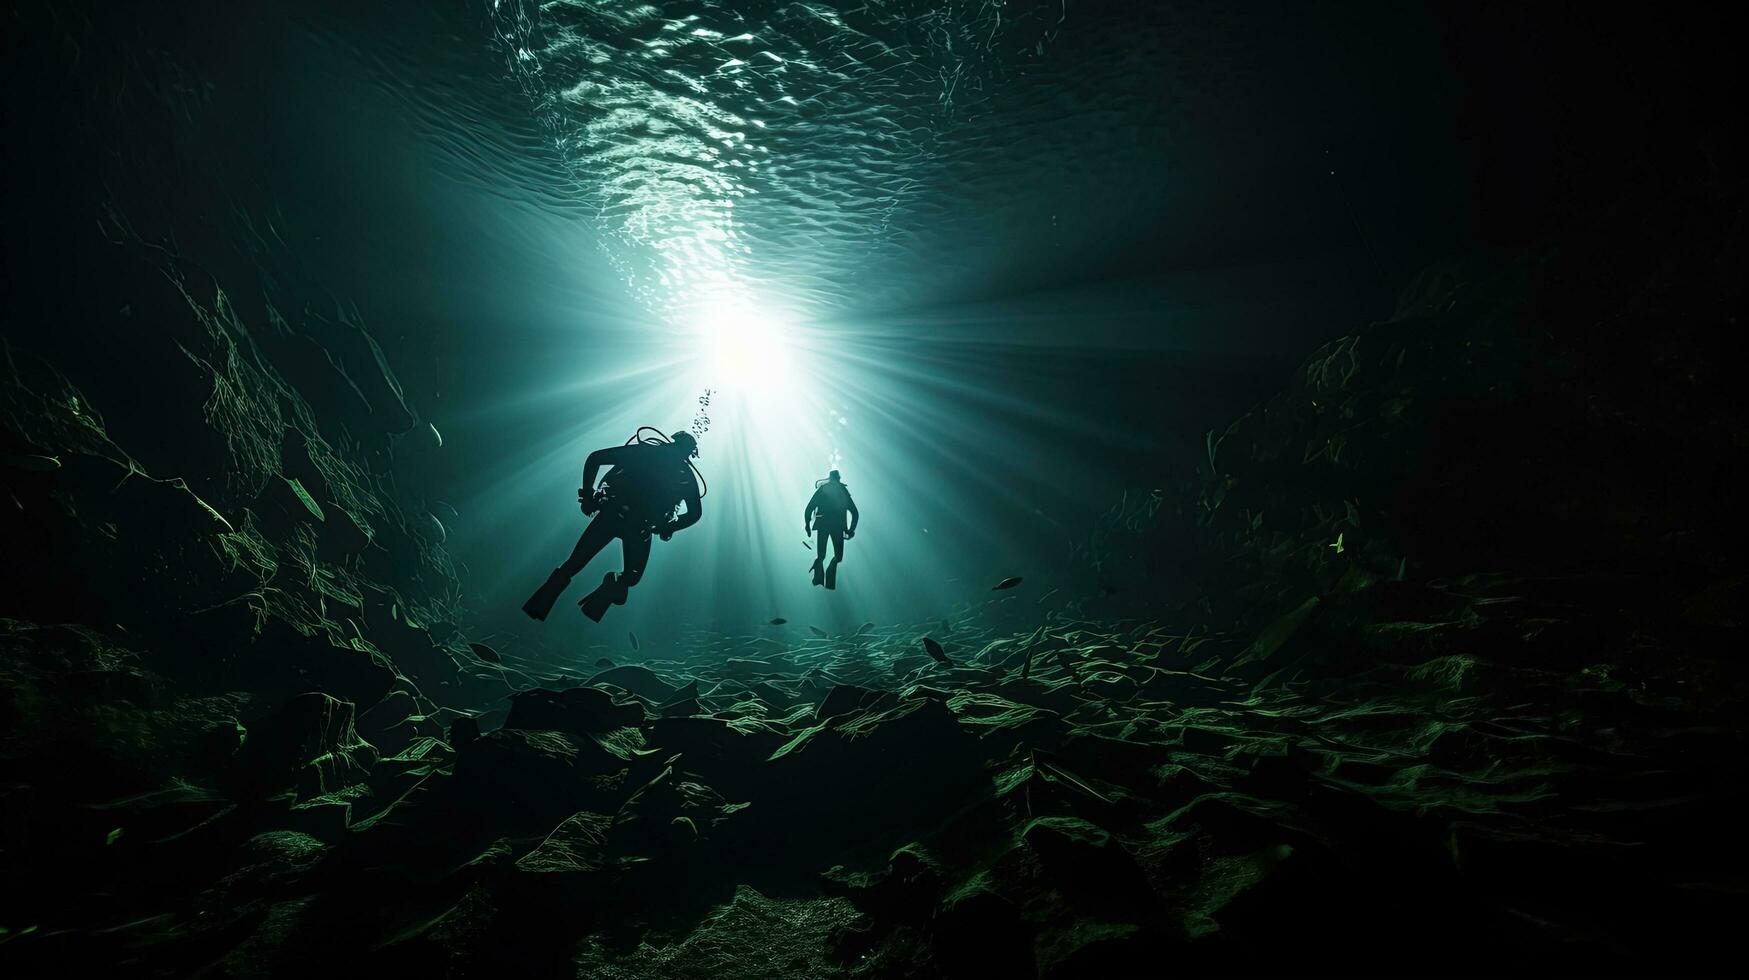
<box><xmin>804</xmin><ymin>469</ymin><xmax>859</xmax><ymax>590</ymax></box>
<box><xmin>523</xmin><ymin>428</ymin><xmax>703</xmax><ymax>623</ymax></box>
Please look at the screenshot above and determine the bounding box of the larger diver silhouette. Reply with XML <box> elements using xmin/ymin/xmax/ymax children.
<box><xmin>805</xmin><ymin>469</ymin><xmax>859</xmax><ymax>589</ymax></box>
<box><xmin>523</xmin><ymin>428</ymin><xmax>703</xmax><ymax>622</ymax></box>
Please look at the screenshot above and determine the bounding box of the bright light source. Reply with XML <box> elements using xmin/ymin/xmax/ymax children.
<box><xmin>696</xmin><ymin>301</ymin><xmax>797</xmax><ymax>395</ymax></box>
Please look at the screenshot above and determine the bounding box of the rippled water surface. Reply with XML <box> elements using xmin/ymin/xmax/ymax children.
<box><xmin>486</xmin><ymin>0</ymin><xmax>1079</xmax><ymax>320</ymax></box>
<box><xmin>298</xmin><ymin>0</ymin><xmax>1386</xmax><ymax>340</ymax></box>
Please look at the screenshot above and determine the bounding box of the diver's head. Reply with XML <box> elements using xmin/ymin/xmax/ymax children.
<box><xmin>828</xmin><ymin>469</ymin><xmax>841</xmax><ymax>482</ymax></box>
<box><xmin>670</xmin><ymin>431</ymin><xmax>699</xmax><ymax>458</ymax></box>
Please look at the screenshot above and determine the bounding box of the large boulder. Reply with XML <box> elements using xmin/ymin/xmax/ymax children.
<box><xmin>814</xmin><ymin>683</ymin><xmax>896</xmax><ymax>722</ymax></box>
<box><xmin>607</xmin><ymin>763</ymin><xmax>746</xmax><ymax>863</ymax></box>
<box><xmin>745</xmin><ymin>694</ymin><xmax>991</xmax><ymax>867</ymax></box>
<box><xmin>1021</xmin><ymin>817</ymin><xmax>1155</xmax><ymax>912</ymax></box>
<box><xmin>515</xmin><ymin>810</ymin><xmax>613</xmax><ymax>875</ymax></box>
<box><xmin>642</xmin><ymin>715</ymin><xmax>786</xmax><ymax>801</ymax></box>
<box><xmin>354</xmin><ymin>688</ymin><xmax>440</xmax><ymax>757</ymax></box>
<box><xmin>585</xmin><ymin>664</ymin><xmax>678</xmax><ymax>703</ymax></box>
<box><xmin>232</xmin><ymin>692</ymin><xmax>378</xmax><ymax>801</ymax></box>
<box><xmin>443</xmin><ymin>728</ymin><xmax>641</xmax><ymax>835</ymax></box>
<box><xmin>504</xmin><ymin>687</ymin><xmax>645</xmax><ymax>736</ymax></box>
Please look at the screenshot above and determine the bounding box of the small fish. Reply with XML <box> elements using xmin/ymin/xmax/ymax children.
<box><xmin>855</xmin><ymin>622</ymin><xmax>875</xmax><ymax>635</ymax></box>
<box><xmin>595</xmin><ymin>658</ymin><xmax>614</xmax><ymax>668</ymax></box>
<box><xmin>810</xmin><ymin>626</ymin><xmax>828</xmax><ymax>638</ymax></box>
<box><xmin>992</xmin><ymin>577</ymin><xmax>1024</xmax><ymax>591</ymax></box>
<box><xmin>768</xmin><ymin>617</ymin><xmax>788</xmax><ymax>625</ymax></box>
<box><xmin>628</xmin><ymin>632</ymin><xmax>640</xmax><ymax>651</ymax></box>
<box><xmin>468</xmin><ymin>642</ymin><xmax>501</xmax><ymax>664</ymax></box>
<box><xmin>922</xmin><ymin>637</ymin><xmax>950</xmax><ymax>665</ymax></box>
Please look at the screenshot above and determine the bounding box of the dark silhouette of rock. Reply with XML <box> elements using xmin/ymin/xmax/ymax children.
<box><xmin>933</xmin><ymin>879</ymin><xmax>1034</xmax><ymax>977</ymax></box>
<box><xmin>445</xmin><ymin>728</ymin><xmax>636</xmax><ymax>834</ymax></box>
<box><xmin>586</xmin><ymin>664</ymin><xmax>678</xmax><ymax>703</ymax></box>
<box><xmin>231</xmin><ymin>693</ymin><xmax>378</xmax><ymax>801</ymax></box>
<box><xmin>515</xmin><ymin>810</ymin><xmax>613</xmax><ymax>874</ymax></box>
<box><xmin>504</xmin><ymin>686</ymin><xmax>646</xmax><ymax>736</ymax></box>
<box><xmin>813</xmin><ymin>683</ymin><xmax>895</xmax><ymax>721</ymax></box>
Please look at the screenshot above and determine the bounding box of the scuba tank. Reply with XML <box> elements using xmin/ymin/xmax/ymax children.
<box><xmin>816</xmin><ymin>480</ymin><xmax>849</xmax><ymax>509</ymax></box>
<box><xmin>811</xmin><ymin>476</ymin><xmax>851</xmax><ymax>524</ymax></box>
<box><xmin>593</xmin><ymin>426</ymin><xmax>706</xmax><ymax>528</ymax></box>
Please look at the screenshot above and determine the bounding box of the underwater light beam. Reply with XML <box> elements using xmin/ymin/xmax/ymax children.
<box><xmin>694</xmin><ymin>300</ymin><xmax>799</xmax><ymax>397</ymax></box>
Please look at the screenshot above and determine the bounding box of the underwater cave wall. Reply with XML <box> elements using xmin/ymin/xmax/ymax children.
<box><xmin>1</xmin><ymin>5</ymin><xmax>516</xmax><ymax>937</ymax></box>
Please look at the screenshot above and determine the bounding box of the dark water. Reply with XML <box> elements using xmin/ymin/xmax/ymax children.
<box><xmin>3</xmin><ymin>1</ymin><xmax>1743</xmax><ymax>976</ymax></box>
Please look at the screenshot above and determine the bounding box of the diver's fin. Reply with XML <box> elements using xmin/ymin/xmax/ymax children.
<box><xmin>824</xmin><ymin>559</ymin><xmax>839</xmax><ymax>590</ymax></box>
<box><xmin>522</xmin><ymin>568</ymin><xmax>572</xmax><ymax>621</ymax></box>
<box><xmin>579</xmin><ymin>572</ymin><xmax>627</xmax><ymax>623</ymax></box>
<box><xmin>811</xmin><ymin>561</ymin><xmax>825</xmax><ymax>587</ymax></box>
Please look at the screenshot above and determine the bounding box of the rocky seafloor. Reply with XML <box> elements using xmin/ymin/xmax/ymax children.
<box><xmin>4</xmin><ymin>175</ymin><xmax>1747</xmax><ymax>979</ymax></box>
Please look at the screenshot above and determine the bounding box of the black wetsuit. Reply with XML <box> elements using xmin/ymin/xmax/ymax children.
<box><xmin>561</xmin><ymin>445</ymin><xmax>699</xmax><ymax>589</ymax></box>
<box><xmin>522</xmin><ymin>440</ymin><xmax>701</xmax><ymax>622</ymax></box>
<box><xmin>806</xmin><ymin>480</ymin><xmax>859</xmax><ymax>572</ymax></box>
